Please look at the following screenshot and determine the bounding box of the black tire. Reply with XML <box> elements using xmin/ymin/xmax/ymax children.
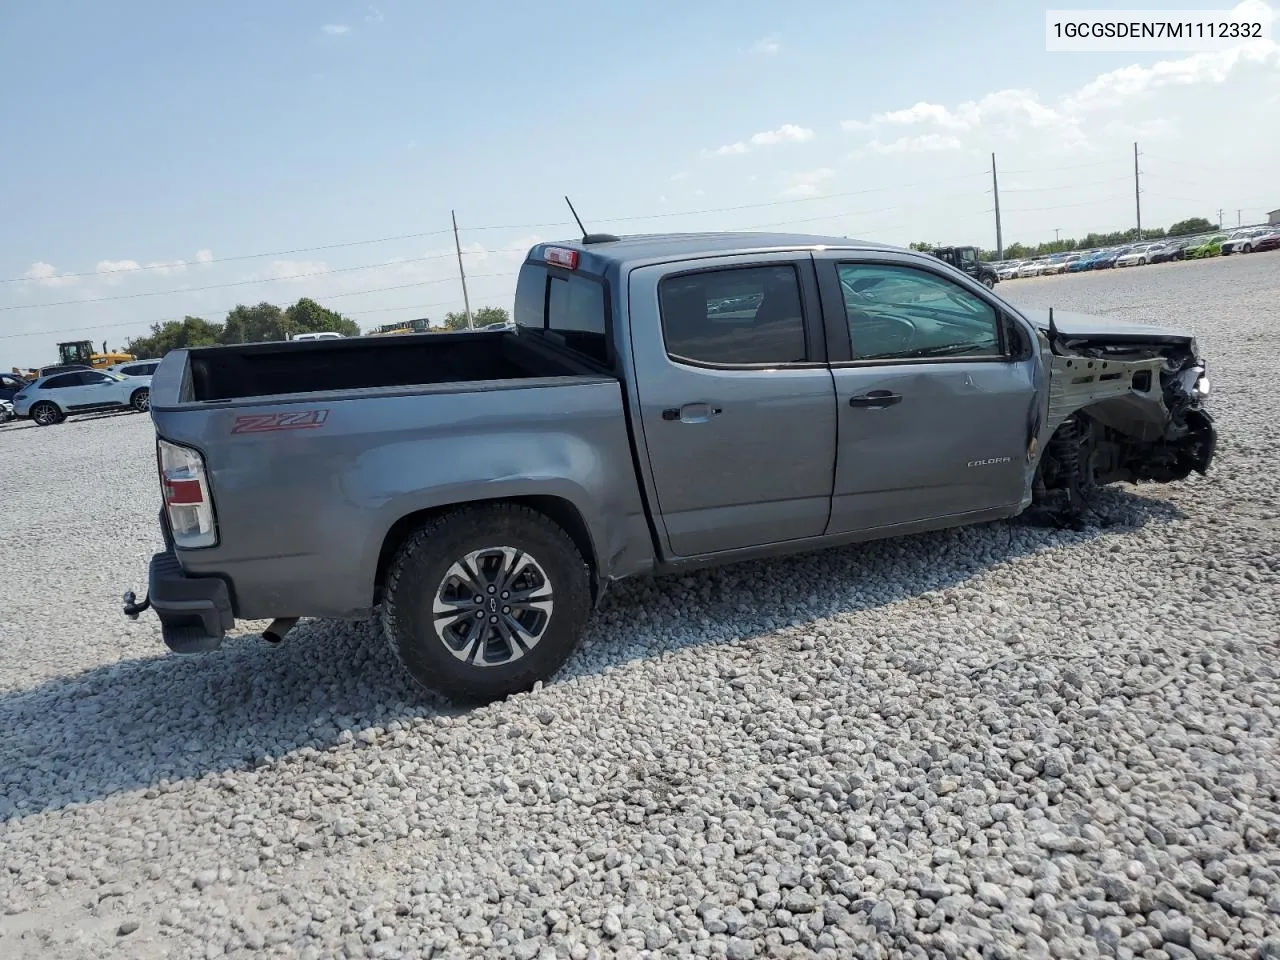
<box><xmin>31</xmin><ymin>401</ymin><xmax>62</xmax><ymax>426</ymax></box>
<box><xmin>381</xmin><ymin>504</ymin><xmax>591</xmax><ymax>705</ymax></box>
<box><xmin>982</xmin><ymin>276</ymin><xmax>995</xmax><ymax>289</ymax></box>
<box><xmin>130</xmin><ymin>387</ymin><xmax>150</xmax><ymax>412</ymax></box>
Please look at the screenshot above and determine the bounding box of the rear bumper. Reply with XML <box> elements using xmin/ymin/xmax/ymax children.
<box><xmin>127</xmin><ymin>548</ymin><xmax>235</xmax><ymax>653</ymax></box>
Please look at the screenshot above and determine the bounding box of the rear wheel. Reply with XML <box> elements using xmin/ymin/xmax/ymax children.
<box><xmin>982</xmin><ymin>276</ymin><xmax>995</xmax><ymax>289</ymax></box>
<box><xmin>31</xmin><ymin>401</ymin><xmax>62</xmax><ymax>426</ymax></box>
<box><xmin>130</xmin><ymin>387</ymin><xmax>150</xmax><ymax>412</ymax></box>
<box><xmin>381</xmin><ymin>504</ymin><xmax>591</xmax><ymax>705</ymax></box>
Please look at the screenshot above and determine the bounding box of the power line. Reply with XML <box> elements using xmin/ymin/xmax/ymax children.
<box><xmin>998</xmin><ymin>158</ymin><xmax>1127</xmax><ymax>174</ymax></box>
<box><xmin>0</xmin><ymin>273</ymin><xmax>520</xmax><ymax>340</ymax></box>
<box><xmin>1</xmin><ymin>171</ymin><xmax>993</xmax><ymax>286</ymax></box>
<box><xmin>994</xmin><ymin>175</ymin><xmax>1131</xmax><ymax>193</ymax></box>
<box><xmin>1001</xmin><ymin>193</ymin><xmax>1132</xmax><ymax>213</ymax></box>
<box><xmin>0</xmin><ymin>252</ymin><xmax>478</xmax><ymax>311</ymax></box>
<box><xmin>0</xmin><ymin>229</ymin><xmax>460</xmax><ymax>285</ymax></box>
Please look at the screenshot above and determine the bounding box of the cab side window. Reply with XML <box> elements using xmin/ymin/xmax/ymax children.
<box><xmin>837</xmin><ymin>263</ymin><xmax>1002</xmax><ymax>362</ymax></box>
<box><xmin>659</xmin><ymin>265</ymin><xmax>808</xmax><ymax>366</ymax></box>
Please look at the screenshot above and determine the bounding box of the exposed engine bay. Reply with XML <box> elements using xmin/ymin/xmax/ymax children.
<box><xmin>1030</xmin><ymin>325</ymin><xmax>1216</xmax><ymax>520</ymax></box>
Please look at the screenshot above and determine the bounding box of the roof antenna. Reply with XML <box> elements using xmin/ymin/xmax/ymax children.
<box><xmin>564</xmin><ymin>195</ymin><xmax>587</xmax><ymax>240</ymax></box>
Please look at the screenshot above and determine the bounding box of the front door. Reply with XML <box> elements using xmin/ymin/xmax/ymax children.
<box><xmin>629</xmin><ymin>253</ymin><xmax>837</xmax><ymax>557</ymax></box>
<box><xmin>67</xmin><ymin>370</ymin><xmax>121</xmax><ymax>410</ymax></box>
<box><xmin>816</xmin><ymin>253</ymin><xmax>1039</xmax><ymax>535</ymax></box>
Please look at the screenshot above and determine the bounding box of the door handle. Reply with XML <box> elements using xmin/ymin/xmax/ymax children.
<box><xmin>662</xmin><ymin>403</ymin><xmax>722</xmax><ymax>423</ymax></box>
<box><xmin>849</xmin><ymin>390</ymin><xmax>902</xmax><ymax>408</ymax></box>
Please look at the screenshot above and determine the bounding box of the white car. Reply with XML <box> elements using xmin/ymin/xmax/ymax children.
<box><xmin>1114</xmin><ymin>244</ymin><xmax>1155</xmax><ymax>268</ymax></box>
<box><xmin>106</xmin><ymin>358</ymin><xmax>161</xmax><ymax>379</ymax></box>
<box><xmin>11</xmin><ymin>368</ymin><xmax>151</xmax><ymax>426</ymax></box>
<box><xmin>290</xmin><ymin>331</ymin><xmax>345</xmax><ymax>341</ymax></box>
<box><xmin>1016</xmin><ymin>260</ymin><xmax>1045</xmax><ymax>278</ymax></box>
<box><xmin>0</xmin><ymin>398</ymin><xmax>13</xmax><ymax>424</ymax></box>
<box><xmin>997</xmin><ymin>262</ymin><xmax>1022</xmax><ymax>280</ymax></box>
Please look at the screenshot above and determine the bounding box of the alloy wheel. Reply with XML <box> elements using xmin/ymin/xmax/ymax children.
<box><xmin>432</xmin><ymin>546</ymin><xmax>554</xmax><ymax>667</ymax></box>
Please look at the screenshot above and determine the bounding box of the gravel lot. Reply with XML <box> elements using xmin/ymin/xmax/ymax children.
<box><xmin>2</xmin><ymin>253</ymin><xmax>1278</xmax><ymax>960</ymax></box>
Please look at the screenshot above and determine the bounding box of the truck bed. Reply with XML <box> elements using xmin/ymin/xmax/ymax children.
<box><xmin>186</xmin><ymin>329</ymin><xmax>599</xmax><ymax>402</ymax></box>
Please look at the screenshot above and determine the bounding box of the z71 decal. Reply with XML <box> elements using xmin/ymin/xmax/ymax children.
<box><xmin>231</xmin><ymin>409</ymin><xmax>330</xmax><ymax>434</ymax></box>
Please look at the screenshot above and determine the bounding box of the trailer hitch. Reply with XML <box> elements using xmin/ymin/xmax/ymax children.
<box><xmin>122</xmin><ymin>590</ymin><xmax>151</xmax><ymax>619</ymax></box>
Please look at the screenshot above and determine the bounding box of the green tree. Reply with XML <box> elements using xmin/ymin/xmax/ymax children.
<box><xmin>125</xmin><ymin>315</ymin><xmax>225</xmax><ymax>358</ymax></box>
<box><xmin>220</xmin><ymin>302</ymin><xmax>286</xmax><ymax>344</ymax></box>
<box><xmin>284</xmin><ymin>297</ymin><xmax>361</xmax><ymax>338</ymax></box>
<box><xmin>441</xmin><ymin>305</ymin><xmax>511</xmax><ymax>331</ymax></box>
<box><xmin>908</xmin><ymin>241</ymin><xmax>934</xmax><ymax>252</ymax></box>
<box><xmin>1167</xmin><ymin>217</ymin><xmax>1215</xmax><ymax>237</ymax></box>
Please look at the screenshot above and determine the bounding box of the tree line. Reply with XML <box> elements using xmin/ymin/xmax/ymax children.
<box><xmin>124</xmin><ymin>299</ymin><xmax>511</xmax><ymax>359</ymax></box>
<box><xmin>909</xmin><ymin>216</ymin><xmax>1220</xmax><ymax>261</ymax></box>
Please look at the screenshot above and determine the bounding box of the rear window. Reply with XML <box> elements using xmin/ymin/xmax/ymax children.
<box><xmin>514</xmin><ymin>262</ymin><xmax>609</xmax><ymax>366</ymax></box>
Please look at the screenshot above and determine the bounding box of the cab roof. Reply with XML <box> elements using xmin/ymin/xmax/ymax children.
<box><xmin>527</xmin><ymin>231</ymin><xmax>906</xmax><ymax>273</ymax></box>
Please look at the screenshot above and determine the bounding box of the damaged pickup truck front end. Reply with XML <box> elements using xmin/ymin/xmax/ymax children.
<box><xmin>1023</xmin><ymin>308</ymin><xmax>1216</xmax><ymax>518</ymax></box>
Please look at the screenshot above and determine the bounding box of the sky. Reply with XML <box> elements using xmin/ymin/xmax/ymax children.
<box><xmin>2</xmin><ymin>0</ymin><xmax>1277</xmax><ymax>367</ymax></box>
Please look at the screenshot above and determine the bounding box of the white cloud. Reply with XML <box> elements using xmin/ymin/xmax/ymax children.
<box><xmin>751</xmin><ymin>34</ymin><xmax>780</xmax><ymax>55</ymax></box>
<box><xmin>750</xmin><ymin>124</ymin><xmax>814</xmax><ymax>145</ymax></box>
<box><xmin>867</xmin><ymin>134</ymin><xmax>964</xmax><ymax>154</ymax></box>
<box><xmin>322</xmin><ymin>24</ymin><xmax>350</xmax><ymax>35</ymax></box>
<box><xmin>1064</xmin><ymin>41</ymin><xmax>1279</xmax><ymax>113</ymax></box>
<box><xmin>842</xmin><ymin>5</ymin><xmax>1277</xmax><ymax>154</ymax></box>
<box><xmin>669</xmin><ymin>171</ymin><xmax>690</xmax><ymax>181</ymax></box>
<box><xmin>263</xmin><ymin>259</ymin><xmax>329</xmax><ymax>281</ymax></box>
<box><xmin>22</xmin><ymin>261</ymin><xmax>77</xmax><ymax>288</ymax></box>
<box><xmin>704</xmin><ymin>123</ymin><xmax>814</xmax><ymax>158</ymax></box>
<box><xmin>783</xmin><ymin>168</ymin><xmax>835</xmax><ymax>198</ymax></box>
<box><xmin>364</xmin><ymin>6</ymin><xmax>384</xmax><ymax>23</ymax></box>
<box><xmin>195</xmin><ymin>249</ymin><xmax>214</xmax><ymax>263</ymax></box>
<box><xmin>704</xmin><ymin>141</ymin><xmax>749</xmax><ymax>158</ymax></box>
<box><xmin>95</xmin><ymin>259</ymin><xmax>142</xmax><ymax>285</ymax></box>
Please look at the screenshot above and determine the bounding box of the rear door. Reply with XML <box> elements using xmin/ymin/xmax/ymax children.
<box><xmin>628</xmin><ymin>253</ymin><xmax>837</xmax><ymax>557</ymax></box>
<box><xmin>814</xmin><ymin>252</ymin><xmax>1040</xmax><ymax>535</ymax></box>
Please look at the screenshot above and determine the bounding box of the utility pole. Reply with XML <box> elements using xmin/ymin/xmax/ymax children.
<box><xmin>991</xmin><ymin>152</ymin><xmax>1003</xmax><ymax>260</ymax></box>
<box><xmin>1133</xmin><ymin>142</ymin><xmax>1142</xmax><ymax>241</ymax></box>
<box><xmin>1237</xmin><ymin>209</ymin><xmax>1242</xmax><ymax>226</ymax></box>
<box><xmin>451</xmin><ymin>210</ymin><xmax>474</xmax><ymax>330</ymax></box>
<box><xmin>1054</xmin><ymin>228</ymin><xmax>1061</xmax><ymax>243</ymax></box>
<box><xmin>1218</xmin><ymin>208</ymin><xmax>1224</xmax><ymax>228</ymax></box>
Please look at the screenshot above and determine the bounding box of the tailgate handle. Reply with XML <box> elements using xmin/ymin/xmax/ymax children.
<box><xmin>849</xmin><ymin>390</ymin><xmax>902</xmax><ymax>408</ymax></box>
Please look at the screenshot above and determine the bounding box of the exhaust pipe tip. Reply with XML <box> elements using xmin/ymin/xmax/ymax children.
<box><xmin>262</xmin><ymin>617</ymin><xmax>299</xmax><ymax>645</ymax></box>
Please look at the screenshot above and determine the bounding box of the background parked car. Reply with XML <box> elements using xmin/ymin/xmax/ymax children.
<box><xmin>1222</xmin><ymin>228</ymin><xmax>1272</xmax><ymax>255</ymax></box>
<box><xmin>1115</xmin><ymin>243</ymin><xmax>1157</xmax><ymax>267</ymax></box>
<box><xmin>0</xmin><ymin>372</ymin><xmax>28</xmax><ymax>403</ymax></box>
<box><xmin>1248</xmin><ymin>230</ymin><xmax>1280</xmax><ymax>253</ymax></box>
<box><xmin>1185</xmin><ymin>234</ymin><xmax>1228</xmax><ymax>259</ymax></box>
<box><xmin>1090</xmin><ymin>246</ymin><xmax>1129</xmax><ymax>269</ymax></box>
<box><xmin>0</xmin><ymin>398</ymin><xmax>13</xmax><ymax>424</ymax></box>
<box><xmin>1147</xmin><ymin>239</ymin><xmax>1189</xmax><ymax>263</ymax></box>
<box><xmin>106</xmin><ymin>359</ymin><xmax>161</xmax><ymax>379</ymax></box>
<box><xmin>11</xmin><ymin>368</ymin><xmax>151</xmax><ymax>426</ymax></box>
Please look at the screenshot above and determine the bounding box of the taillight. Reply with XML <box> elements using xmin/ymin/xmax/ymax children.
<box><xmin>543</xmin><ymin>246</ymin><xmax>579</xmax><ymax>270</ymax></box>
<box><xmin>157</xmin><ymin>438</ymin><xmax>217</xmax><ymax>548</ymax></box>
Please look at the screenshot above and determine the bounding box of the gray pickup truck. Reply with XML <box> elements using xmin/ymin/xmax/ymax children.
<box><xmin>123</xmin><ymin>232</ymin><xmax>1215</xmax><ymax>703</ymax></box>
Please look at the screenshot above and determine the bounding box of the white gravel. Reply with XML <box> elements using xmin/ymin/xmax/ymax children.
<box><xmin>2</xmin><ymin>253</ymin><xmax>1279</xmax><ymax>960</ymax></box>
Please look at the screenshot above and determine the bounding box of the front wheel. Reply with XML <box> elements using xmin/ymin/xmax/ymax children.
<box><xmin>31</xmin><ymin>401</ymin><xmax>62</xmax><ymax>426</ymax></box>
<box><xmin>982</xmin><ymin>276</ymin><xmax>995</xmax><ymax>289</ymax></box>
<box><xmin>381</xmin><ymin>504</ymin><xmax>592</xmax><ymax>704</ymax></box>
<box><xmin>1242</xmin><ymin>244</ymin><xmax>1252</xmax><ymax>254</ymax></box>
<box><xmin>130</xmin><ymin>387</ymin><xmax>150</xmax><ymax>412</ymax></box>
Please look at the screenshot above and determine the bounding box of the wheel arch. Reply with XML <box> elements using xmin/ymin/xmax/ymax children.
<box><xmin>372</xmin><ymin>495</ymin><xmax>602</xmax><ymax>609</ymax></box>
